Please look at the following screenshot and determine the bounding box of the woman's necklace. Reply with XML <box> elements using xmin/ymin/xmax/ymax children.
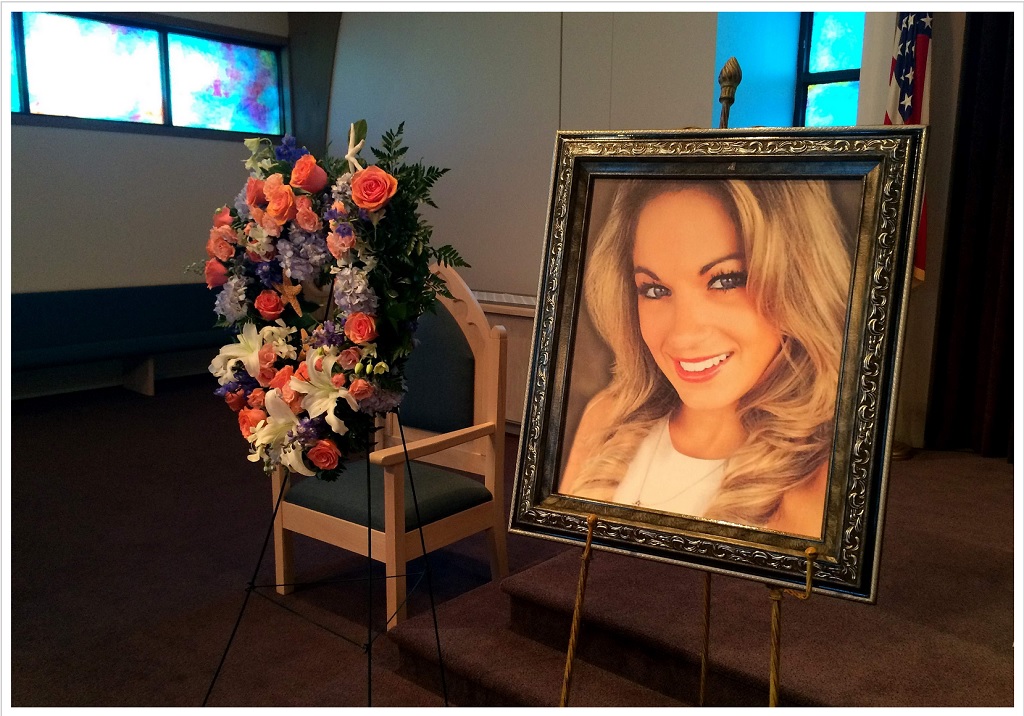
<box><xmin>633</xmin><ymin>422</ymin><xmax>725</xmax><ymax>509</ymax></box>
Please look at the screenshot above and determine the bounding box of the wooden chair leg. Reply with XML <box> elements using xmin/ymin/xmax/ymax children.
<box><xmin>486</xmin><ymin>505</ymin><xmax>510</xmax><ymax>580</ymax></box>
<box><xmin>271</xmin><ymin>467</ymin><xmax>295</xmax><ymax>595</ymax></box>
<box><xmin>384</xmin><ymin>464</ymin><xmax>407</xmax><ymax>630</ymax></box>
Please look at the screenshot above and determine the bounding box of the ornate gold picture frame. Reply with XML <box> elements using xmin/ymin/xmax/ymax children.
<box><xmin>510</xmin><ymin>127</ymin><xmax>927</xmax><ymax>602</ymax></box>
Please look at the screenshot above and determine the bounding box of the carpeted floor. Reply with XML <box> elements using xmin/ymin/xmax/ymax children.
<box><xmin>8</xmin><ymin>375</ymin><xmax>567</xmax><ymax>707</ymax></box>
<box><xmin>8</xmin><ymin>374</ymin><xmax>1018</xmax><ymax>707</ymax></box>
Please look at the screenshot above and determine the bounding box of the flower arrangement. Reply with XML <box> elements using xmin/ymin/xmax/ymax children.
<box><xmin>204</xmin><ymin>121</ymin><xmax>466</xmax><ymax>480</ymax></box>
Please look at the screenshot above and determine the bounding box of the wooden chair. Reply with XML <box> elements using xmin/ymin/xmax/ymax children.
<box><xmin>270</xmin><ymin>264</ymin><xmax>509</xmax><ymax>629</ymax></box>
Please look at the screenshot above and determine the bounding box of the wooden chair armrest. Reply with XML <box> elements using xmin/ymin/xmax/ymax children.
<box><xmin>370</xmin><ymin>421</ymin><xmax>497</xmax><ymax>467</ymax></box>
<box><xmin>370</xmin><ymin>419</ymin><xmax>497</xmax><ymax>471</ymax></box>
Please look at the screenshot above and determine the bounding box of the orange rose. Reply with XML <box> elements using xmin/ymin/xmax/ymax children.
<box><xmin>294</xmin><ymin>195</ymin><xmax>322</xmax><ymax>232</ymax></box>
<box><xmin>344</xmin><ymin>312</ymin><xmax>377</xmax><ymax>344</ymax></box>
<box><xmin>327</xmin><ymin>229</ymin><xmax>355</xmax><ymax>259</ymax></box>
<box><xmin>238</xmin><ymin>407</ymin><xmax>266</xmax><ymax>438</ymax></box>
<box><xmin>348</xmin><ymin>378</ymin><xmax>374</xmax><ymax>402</ymax></box>
<box><xmin>254</xmin><ymin>289</ymin><xmax>285</xmax><ymax>321</ymax></box>
<box><xmin>263</xmin><ymin>174</ymin><xmax>297</xmax><ymax>227</ymax></box>
<box><xmin>295</xmin><ymin>362</ymin><xmax>310</xmax><ymax>381</ymax></box>
<box><xmin>269</xmin><ymin>367</ymin><xmax>303</xmax><ymax>413</ymax></box>
<box><xmin>206</xmin><ymin>227</ymin><xmax>235</xmax><ymax>262</ymax></box>
<box><xmin>213</xmin><ymin>205</ymin><xmax>233</xmax><ymax>228</ymax></box>
<box><xmin>224</xmin><ymin>389</ymin><xmax>247</xmax><ymax>412</ymax></box>
<box><xmin>290</xmin><ymin>154</ymin><xmax>329</xmax><ymax>194</ymax></box>
<box><xmin>256</xmin><ymin>344</ymin><xmax>277</xmax><ymax>387</ymax></box>
<box><xmin>204</xmin><ymin>258</ymin><xmax>228</xmax><ymax>288</ymax></box>
<box><xmin>350</xmin><ymin>166</ymin><xmax>398</xmax><ymax>212</ymax></box>
<box><xmin>247</xmin><ymin>388</ymin><xmax>266</xmax><ymax>409</ymax></box>
<box><xmin>331</xmin><ymin>373</ymin><xmax>346</xmax><ymax>388</ymax></box>
<box><xmin>338</xmin><ymin>346</ymin><xmax>362</xmax><ymax>370</ymax></box>
<box><xmin>245</xmin><ymin>177</ymin><xmax>267</xmax><ymax>209</ymax></box>
<box><xmin>269</xmin><ymin>365</ymin><xmax>294</xmax><ymax>390</ymax></box>
<box><xmin>213</xmin><ymin>224</ymin><xmax>238</xmax><ymax>244</ymax></box>
<box><xmin>306</xmin><ymin>439</ymin><xmax>341</xmax><ymax>470</ymax></box>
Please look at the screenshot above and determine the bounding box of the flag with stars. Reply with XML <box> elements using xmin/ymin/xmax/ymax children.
<box><xmin>885</xmin><ymin>11</ymin><xmax>932</xmax><ymax>281</ymax></box>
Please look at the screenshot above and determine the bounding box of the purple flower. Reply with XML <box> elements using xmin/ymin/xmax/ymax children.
<box><xmin>214</xmin><ymin>372</ymin><xmax>260</xmax><ymax>396</ymax></box>
<box><xmin>287</xmin><ymin>416</ymin><xmax>325</xmax><ymax>446</ymax></box>
<box><xmin>255</xmin><ymin>260</ymin><xmax>283</xmax><ymax>288</ymax></box>
<box><xmin>358</xmin><ymin>388</ymin><xmax>405</xmax><ymax>416</ymax></box>
<box><xmin>214</xmin><ymin>276</ymin><xmax>249</xmax><ymax>324</ymax></box>
<box><xmin>309</xmin><ymin>320</ymin><xmax>347</xmax><ymax>349</ymax></box>
<box><xmin>332</xmin><ymin>266</ymin><xmax>378</xmax><ymax>316</ymax></box>
<box><xmin>233</xmin><ymin>184</ymin><xmax>251</xmax><ymax>220</ymax></box>
<box><xmin>277</xmin><ymin>226</ymin><xmax>330</xmax><ymax>282</ymax></box>
<box><xmin>275</xmin><ymin>135</ymin><xmax>310</xmax><ymax>164</ymax></box>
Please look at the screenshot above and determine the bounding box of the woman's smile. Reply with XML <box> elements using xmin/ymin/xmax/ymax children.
<box><xmin>674</xmin><ymin>351</ymin><xmax>733</xmax><ymax>381</ymax></box>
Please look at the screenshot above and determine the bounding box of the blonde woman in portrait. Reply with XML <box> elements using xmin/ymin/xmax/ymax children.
<box><xmin>559</xmin><ymin>178</ymin><xmax>853</xmax><ymax>538</ymax></box>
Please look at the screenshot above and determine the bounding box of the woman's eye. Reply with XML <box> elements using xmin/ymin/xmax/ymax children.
<box><xmin>708</xmin><ymin>271</ymin><xmax>748</xmax><ymax>291</ymax></box>
<box><xmin>637</xmin><ymin>282</ymin><xmax>671</xmax><ymax>299</ymax></box>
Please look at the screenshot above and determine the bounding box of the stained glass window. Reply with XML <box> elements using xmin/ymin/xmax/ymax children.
<box><xmin>809</xmin><ymin>13</ymin><xmax>866</xmax><ymax>73</ymax></box>
<box><xmin>22</xmin><ymin>12</ymin><xmax>163</xmax><ymax>123</ymax></box>
<box><xmin>10</xmin><ymin>12</ymin><xmax>285</xmax><ymax>137</ymax></box>
<box><xmin>805</xmin><ymin>81</ymin><xmax>861</xmax><ymax>127</ymax></box>
<box><xmin>11</xmin><ymin>22</ymin><xmax>21</xmax><ymax>112</ymax></box>
<box><xmin>168</xmin><ymin>33</ymin><xmax>281</xmax><ymax>134</ymax></box>
<box><xmin>794</xmin><ymin>12</ymin><xmax>865</xmax><ymax>127</ymax></box>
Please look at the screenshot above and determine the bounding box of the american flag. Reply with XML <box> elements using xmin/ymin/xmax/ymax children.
<box><xmin>885</xmin><ymin>12</ymin><xmax>932</xmax><ymax>281</ymax></box>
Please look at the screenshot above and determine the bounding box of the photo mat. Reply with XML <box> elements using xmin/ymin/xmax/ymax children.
<box><xmin>509</xmin><ymin>127</ymin><xmax>927</xmax><ymax>602</ymax></box>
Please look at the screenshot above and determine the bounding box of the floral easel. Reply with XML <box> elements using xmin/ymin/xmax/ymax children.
<box><xmin>200</xmin><ymin>124</ymin><xmax>461</xmax><ymax>706</ymax></box>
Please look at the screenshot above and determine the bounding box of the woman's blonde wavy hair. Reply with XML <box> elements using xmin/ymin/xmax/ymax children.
<box><xmin>565</xmin><ymin>178</ymin><xmax>853</xmax><ymax>527</ymax></box>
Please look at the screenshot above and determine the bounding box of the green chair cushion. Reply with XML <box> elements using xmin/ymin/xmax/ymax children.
<box><xmin>284</xmin><ymin>462</ymin><xmax>492</xmax><ymax>532</ymax></box>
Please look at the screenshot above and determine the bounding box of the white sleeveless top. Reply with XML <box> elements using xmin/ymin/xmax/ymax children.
<box><xmin>612</xmin><ymin>416</ymin><xmax>726</xmax><ymax>517</ymax></box>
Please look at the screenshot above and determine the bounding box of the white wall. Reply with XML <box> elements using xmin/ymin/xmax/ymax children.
<box><xmin>8</xmin><ymin>12</ymin><xmax>289</xmax><ymax>293</ymax></box>
<box><xmin>328</xmin><ymin>12</ymin><xmax>717</xmax><ymax>296</ymax></box>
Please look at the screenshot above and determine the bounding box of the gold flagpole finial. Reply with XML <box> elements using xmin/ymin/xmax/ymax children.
<box><xmin>718</xmin><ymin>57</ymin><xmax>743</xmax><ymax>129</ymax></box>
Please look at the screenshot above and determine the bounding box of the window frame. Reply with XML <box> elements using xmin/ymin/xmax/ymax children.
<box><xmin>10</xmin><ymin>11</ymin><xmax>289</xmax><ymax>142</ymax></box>
<box><xmin>793</xmin><ymin>11</ymin><xmax>863</xmax><ymax>127</ymax></box>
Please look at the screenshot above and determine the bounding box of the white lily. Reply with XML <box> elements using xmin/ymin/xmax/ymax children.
<box><xmin>245</xmin><ymin>223</ymin><xmax>275</xmax><ymax>259</ymax></box>
<box><xmin>246</xmin><ymin>390</ymin><xmax>315</xmax><ymax>476</ymax></box>
<box><xmin>290</xmin><ymin>351</ymin><xmax>359</xmax><ymax>435</ymax></box>
<box><xmin>260</xmin><ymin>321</ymin><xmax>298</xmax><ymax>360</ymax></box>
<box><xmin>281</xmin><ymin>444</ymin><xmax>316</xmax><ymax>477</ymax></box>
<box><xmin>344</xmin><ymin>123</ymin><xmax>365</xmax><ymax>174</ymax></box>
<box><xmin>210</xmin><ymin>322</ymin><xmax>264</xmax><ymax>385</ymax></box>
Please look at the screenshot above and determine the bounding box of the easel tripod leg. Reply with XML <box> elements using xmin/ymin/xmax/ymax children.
<box><xmin>699</xmin><ymin>572</ymin><xmax>711</xmax><ymax>706</ymax></box>
<box><xmin>768</xmin><ymin>588</ymin><xmax>783</xmax><ymax>707</ymax></box>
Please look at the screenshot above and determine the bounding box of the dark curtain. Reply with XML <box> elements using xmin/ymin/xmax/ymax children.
<box><xmin>925</xmin><ymin>13</ymin><xmax>1013</xmax><ymax>457</ymax></box>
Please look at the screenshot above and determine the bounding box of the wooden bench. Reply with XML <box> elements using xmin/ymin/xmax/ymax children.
<box><xmin>11</xmin><ymin>283</ymin><xmax>228</xmax><ymax>396</ymax></box>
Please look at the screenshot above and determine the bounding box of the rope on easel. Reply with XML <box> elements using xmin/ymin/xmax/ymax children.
<box><xmin>559</xmin><ymin>514</ymin><xmax>598</xmax><ymax>707</ymax></box>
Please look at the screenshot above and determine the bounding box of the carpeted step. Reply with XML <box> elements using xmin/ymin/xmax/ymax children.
<box><xmin>386</xmin><ymin>579</ymin><xmax>685</xmax><ymax>707</ymax></box>
<box><xmin>500</xmin><ymin>459</ymin><xmax>1016</xmax><ymax>710</ymax></box>
<box><xmin>502</xmin><ymin>549</ymin><xmax>795</xmax><ymax>706</ymax></box>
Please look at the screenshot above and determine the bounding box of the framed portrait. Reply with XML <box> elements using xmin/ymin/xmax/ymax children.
<box><xmin>509</xmin><ymin>127</ymin><xmax>927</xmax><ymax>602</ymax></box>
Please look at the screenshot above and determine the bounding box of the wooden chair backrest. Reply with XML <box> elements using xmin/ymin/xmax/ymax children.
<box><xmin>380</xmin><ymin>264</ymin><xmax>506</xmax><ymax>480</ymax></box>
